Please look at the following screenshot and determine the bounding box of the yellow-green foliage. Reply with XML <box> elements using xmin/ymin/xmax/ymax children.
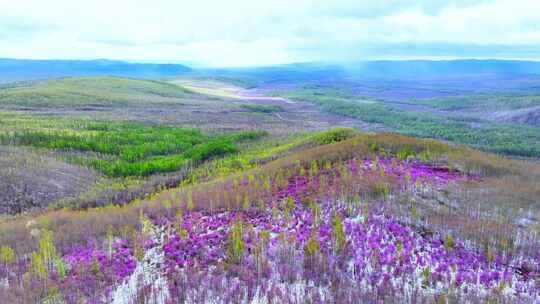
<box><xmin>310</xmin><ymin>201</ymin><xmax>321</xmax><ymax>226</ymax></box>
<box><xmin>55</xmin><ymin>256</ymin><xmax>67</xmax><ymax>280</ymax></box>
<box><xmin>179</xmin><ymin>228</ymin><xmax>189</xmax><ymax>239</ymax></box>
<box><xmin>284</xmin><ymin>196</ymin><xmax>295</xmax><ymax>220</ymax></box>
<box><xmin>373</xmin><ymin>182</ymin><xmax>390</xmax><ymax>199</ymax></box>
<box><xmin>272</xmin><ymin>204</ymin><xmax>279</xmax><ymax>220</ymax></box>
<box><xmin>309</xmin><ymin>160</ymin><xmax>319</xmax><ymax>176</ymax></box>
<box><xmin>410</xmin><ymin>203</ymin><xmax>417</xmax><ymax>219</ymax></box>
<box><xmin>30</xmin><ymin>251</ymin><xmax>47</xmax><ymax>280</ymax></box>
<box><xmin>396</xmin><ymin>240</ymin><xmax>404</xmax><ymax>255</ymax></box>
<box><xmin>485</xmin><ymin>242</ymin><xmax>496</xmax><ymax>265</ymax></box>
<box><xmin>445</xmin><ymin>234</ymin><xmax>455</xmax><ymax>250</ymax></box>
<box><xmin>436</xmin><ymin>293</ymin><xmax>448</xmax><ymax>304</ymax></box>
<box><xmin>186</xmin><ymin>190</ymin><xmax>194</xmax><ymax>211</ymax></box>
<box><xmin>304</xmin><ymin>230</ymin><xmax>321</xmax><ymax>257</ymax></box>
<box><xmin>313</xmin><ymin>127</ymin><xmax>356</xmax><ymax>145</ymax></box>
<box><xmin>132</xmin><ymin>231</ymin><xmax>144</xmax><ymax>262</ymax></box>
<box><xmin>227</xmin><ymin>219</ymin><xmax>245</xmax><ymax>264</ymax></box>
<box><xmin>259</xmin><ymin>230</ymin><xmax>270</xmax><ymax>248</ymax></box>
<box><xmin>333</xmin><ymin>213</ymin><xmax>346</xmax><ymax>253</ymax></box>
<box><xmin>178</xmin><ymin>128</ymin><xmax>362</xmax><ymax>188</ymax></box>
<box><xmin>422</xmin><ymin>267</ymin><xmax>432</xmax><ymax>286</ymax></box>
<box><xmin>242</xmin><ymin>194</ymin><xmax>251</xmax><ymax>211</ymax></box>
<box><xmin>91</xmin><ymin>256</ymin><xmax>101</xmax><ymax>276</ymax></box>
<box><xmin>141</xmin><ymin>212</ymin><xmax>155</xmax><ymax>235</ymax></box>
<box><xmin>0</xmin><ymin>245</ymin><xmax>15</xmax><ymax>265</ymax></box>
<box><xmin>38</xmin><ymin>230</ymin><xmax>58</xmax><ymax>270</ymax></box>
<box><xmin>0</xmin><ymin>112</ymin><xmax>262</xmax><ymax>177</ymax></box>
<box><xmin>263</xmin><ymin>177</ymin><xmax>271</xmax><ymax>191</ymax></box>
<box><xmin>29</xmin><ymin>230</ymin><xmax>65</xmax><ymax>281</ymax></box>
<box><xmin>404</xmin><ymin>172</ymin><xmax>412</xmax><ymax>184</ymax></box>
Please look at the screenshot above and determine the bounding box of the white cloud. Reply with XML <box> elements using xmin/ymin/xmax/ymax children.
<box><xmin>0</xmin><ymin>0</ymin><xmax>538</xmax><ymax>66</ymax></box>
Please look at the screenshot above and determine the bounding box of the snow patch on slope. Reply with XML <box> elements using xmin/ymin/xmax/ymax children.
<box><xmin>111</xmin><ymin>227</ymin><xmax>169</xmax><ymax>304</ymax></box>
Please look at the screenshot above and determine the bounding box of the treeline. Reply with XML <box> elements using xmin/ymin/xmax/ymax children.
<box><xmin>82</xmin><ymin>138</ymin><xmax>237</xmax><ymax>177</ymax></box>
<box><xmin>0</xmin><ymin>121</ymin><xmax>264</xmax><ymax>177</ymax></box>
<box><xmin>0</xmin><ymin>123</ymin><xmax>204</xmax><ymax>161</ymax></box>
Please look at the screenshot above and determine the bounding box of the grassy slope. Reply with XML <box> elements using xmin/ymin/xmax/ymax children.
<box><xmin>0</xmin><ymin>77</ymin><xmax>282</xmax><ymax>212</ymax></box>
<box><xmin>0</xmin><ymin>112</ymin><xmax>268</xmax><ymax>215</ymax></box>
<box><xmin>0</xmin><ymin>76</ymin><xmax>311</xmax><ymax>213</ymax></box>
<box><xmin>0</xmin><ymin>128</ymin><xmax>353</xmax><ymax>234</ymax></box>
<box><xmin>0</xmin><ymin>76</ymin><xmax>314</xmax><ymax>136</ymax></box>
<box><xmin>0</xmin><ymin>77</ymin><xmax>195</xmax><ymax>108</ymax></box>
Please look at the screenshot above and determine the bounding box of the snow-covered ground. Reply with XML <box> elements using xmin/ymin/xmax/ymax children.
<box><xmin>111</xmin><ymin>226</ymin><xmax>169</xmax><ymax>304</ymax></box>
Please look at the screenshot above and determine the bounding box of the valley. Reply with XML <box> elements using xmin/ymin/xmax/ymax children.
<box><xmin>0</xmin><ymin>60</ymin><xmax>539</xmax><ymax>303</ymax></box>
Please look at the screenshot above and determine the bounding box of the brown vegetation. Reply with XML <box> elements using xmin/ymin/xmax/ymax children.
<box><xmin>1</xmin><ymin>132</ymin><xmax>539</xmax><ymax>261</ymax></box>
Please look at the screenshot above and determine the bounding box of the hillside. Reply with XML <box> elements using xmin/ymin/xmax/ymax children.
<box><xmin>0</xmin><ymin>77</ymin><xmax>194</xmax><ymax>108</ymax></box>
<box><xmin>0</xmin><ymin>146</ymin><xmax>99</xmax><ymax>213</ymax></box>
<box><xmin>0</xmin><ymin>76</ymin><xmax>368</xmax><ymax>134</ymax></box>
<box><xmin>0</xmin><ymin>77</ymin><xmax>369</xmax><ymax>214</ymax></box>
<box><xmin>1</xmin><ymin>130</ymin><xmax>539</xmax><ymax>302</ymax></box>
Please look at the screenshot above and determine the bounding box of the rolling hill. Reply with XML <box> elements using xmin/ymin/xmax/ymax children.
<box><xmin>0</xmin><ymin>76</ymin><xmax>194</xmax><ymax>108</ymax></box>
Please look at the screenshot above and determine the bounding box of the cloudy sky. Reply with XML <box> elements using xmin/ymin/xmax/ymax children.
<box><xmin>0</xmin><ymin>0</ymin><xmax>539</xmax><ymax>67</ymax></box>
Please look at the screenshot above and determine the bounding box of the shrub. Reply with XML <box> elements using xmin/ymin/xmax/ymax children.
<box><xmin>240</xmin><ymin>104</ymin><xmax>283</xmax><ymax>113</ymax></box>
<box><xmin>0</xmin><ymin>245</ymin><xmax>15</xmax><ymax>265</ymax></box>
<box><xmin>313</xmin><ymin>128</ymin><xmax>356</xmax><ymax>145</ymax></box>
<box><xmin>227</xmin><ymin>219</ymin><xmax>245</xmax><ymax>264</ymax></box>
<box><xmin>333</xmin><ymin>213</ymin><xmax>346</xmax><ymax>253</ymax></box>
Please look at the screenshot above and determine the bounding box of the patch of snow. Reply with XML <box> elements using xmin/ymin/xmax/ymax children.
<box><xmin>0</xmin><ymin>277</ymin><xmax>8</xmax><ymax>289</ymax></box>
<box><xmin>111</xmin><ymin>227</ymin><xmax>169</xmax><ymax>304</ymax></box>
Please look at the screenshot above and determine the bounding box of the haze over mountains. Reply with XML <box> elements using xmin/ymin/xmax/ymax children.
<box><xmin>3</xmin><ymin>58</ymin><xmax>540</xmax><ymax>82</ymax></box>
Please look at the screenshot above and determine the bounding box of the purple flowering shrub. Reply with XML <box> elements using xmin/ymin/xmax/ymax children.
<box><xmin>1</xmin><ymin>155</ymin><xmax>539</xmax><ymax>303</ymax></box>
<box><xmin>58</xmin><ymin>240</ymin><xmax>137</xmax><ymax>303</ymax></box>
<box><xmin>64</xmin><ymin>239</ymin><xmax>136</xmax><ymax>281</ymax></box>
<box><xmin>0</xmin><ymin>236</ymin><xmax>138</xmax><ymax>303</ymax></box>
<box><xmin>149</xmin><ymin>157</ymin><xmax>539</xmax><ymax>302</ymax></box>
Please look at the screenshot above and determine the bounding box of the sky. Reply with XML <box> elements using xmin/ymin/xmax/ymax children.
<box><xmin>0</xmin><ymin>0</ymin><xmax>539</xmax><ymax>67</ymax></box>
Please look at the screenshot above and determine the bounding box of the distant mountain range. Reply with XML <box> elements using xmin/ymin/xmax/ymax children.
<box><xmin>0</xmin><ymin>59</ymin><xmax>192</xmax><ymax>81</ymax></box>
<box><xmin>2</xmin><ymin>58</ymin><xmax>540</xmax><ymax>83</ymax></box>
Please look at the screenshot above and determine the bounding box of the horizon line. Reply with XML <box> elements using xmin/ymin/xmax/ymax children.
<box><xmin>2</xmin><ymin>56</ymin><xmax>540</xmax><ymax>69</ymax></box>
